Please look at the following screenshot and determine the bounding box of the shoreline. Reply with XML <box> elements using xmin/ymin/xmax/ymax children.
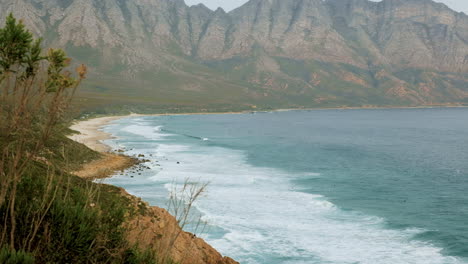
<box><xmin>69</xmin><ymin>114</ymin><xmax>137</xmax><ymax>152</ymax></box>
<box><xmin>68</xmin><ymin>104</ymin><xmax>468</xmax><ymax>178</ymax></box>
<box><xmin>69</xmin><ymin>114</ymin><xmax>142</xmax><ymax>179</ymax></box>
<box><xmin>67</xmin><ymin>106</ymin><xmax>468</xmax><ymax>263</ymax></box>
<box><xmin>68</xmin><ymin>111</ymin><xmax>251</xmax><ymax>153</ymax></box>
<box><xmin>69</xmin><ymin>104</ymin><xmax>468</xmax><ymax>156</ymax></box>
<box><xmin>68</xmin><ymin>115</ymin><xmax>239</xmax><ymax>264</ymax></box>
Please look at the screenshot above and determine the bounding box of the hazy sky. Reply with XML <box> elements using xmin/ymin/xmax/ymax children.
<box><xmin>184</xmin><ymin>0</ymin><xmax>468</xmax><ymax>14</ymax></box>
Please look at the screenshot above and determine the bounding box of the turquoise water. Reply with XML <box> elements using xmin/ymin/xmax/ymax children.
<box><xmin>103</xmin><ymin>108</ymin><xmax>468</xmax><ymax>264</ymax></box>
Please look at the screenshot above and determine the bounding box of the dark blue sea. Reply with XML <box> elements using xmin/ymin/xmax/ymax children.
<box><xmin>103</xmin><ymin>108</ymin><xmax>468</xmax><ymax>264</ymax></box>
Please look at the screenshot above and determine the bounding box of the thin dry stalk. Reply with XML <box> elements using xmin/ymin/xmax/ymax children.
<box><xmin>157</xmin><ymin>179</ymin><xmax>209</xmax><ymax>264</ymax></box>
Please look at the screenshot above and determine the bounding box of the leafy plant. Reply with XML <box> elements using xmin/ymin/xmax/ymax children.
<box><xmin>0</xmin><ymin>247</ymin><xmax>34</xmax><ymax>264</ymax></box>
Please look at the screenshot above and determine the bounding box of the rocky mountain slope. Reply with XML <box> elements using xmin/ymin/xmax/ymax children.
<box><xmin>2</xmin><ymin>0</ymin><xmax>468</xmax><ymax>110</ymax></box>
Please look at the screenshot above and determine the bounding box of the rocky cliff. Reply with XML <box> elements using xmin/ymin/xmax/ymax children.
<box><xmin>2</xmin><ymin>0</ymin><xmax>468</xmax><ymax>109</ymax></box>
<box><xmin>121</xmin><ymin>189</ymin><xmax>238</xmax><ymax>264</ymax></box>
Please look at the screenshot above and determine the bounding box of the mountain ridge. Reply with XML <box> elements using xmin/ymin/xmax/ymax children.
<box><xmin>2</xmin><ymin>0</ymin><xmax>468</xmax><ymax>111</ymax></box>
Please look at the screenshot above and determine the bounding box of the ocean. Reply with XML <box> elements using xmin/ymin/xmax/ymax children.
<box><xmin>102</xmin><ymin>108</ymin><xmax>468</xmax><ymax>264</ymax></box>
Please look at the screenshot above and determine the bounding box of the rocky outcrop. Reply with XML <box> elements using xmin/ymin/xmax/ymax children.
<box><xmin>121</xmin><ymin>190</ymin><xmax>238</xmax><ymax>264</ymax></box>
<box><xmin>1</xmin><ymin>0</ymin><xmax>468</xmax><ymax>108</ymax></box>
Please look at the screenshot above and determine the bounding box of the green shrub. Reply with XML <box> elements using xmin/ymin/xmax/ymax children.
<box><xmin>123</xmin><ymin>247</ymin><xmax>158</xmax><ymax>264</ymax></box>
<box><xmin>0</xmin><ymin>247</ymin><xmax>35</xmax><ymax>264</ymax></box>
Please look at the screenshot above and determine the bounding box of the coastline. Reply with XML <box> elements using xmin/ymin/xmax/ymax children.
<box><xmin>69</xmin><ymin>104</ymin><xmax>468</xmax><ymax>155</ymax></box>
<box><xmin>69</xmin><ymin>114</ymin><xmax>240</xmax><ymax>264</ymax></box>
<box><xmin>69</xmin><ymin>104</ymin><xmax>468</xmax><ymax>178</ymax></box>
<box><xmin>68</xmin><ymin>114</ymin><xmax>239</xmax><ymax>264</ymax></box>
<box><xmin>69</xmin><ymin>115</ymin><xmax>136</xmax><ymax>152</ymax></box>
<box><xmin>69</xmin><ymin>114</ymin><xmax>142</xmax><ymax>179</ymax></box>
<box><xmin>68</xmin><ymin>112</ymin><xmax>246</xmax><ymax>154</ymax></box>
<box><xmin>68</xmin><ymin>107</ymin><xmax>467</xmax><ymax>263</ymax></box>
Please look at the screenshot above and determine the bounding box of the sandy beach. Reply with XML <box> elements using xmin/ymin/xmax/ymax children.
<box><xmin>68</xmin><ymin>112</ymin><xmax>241</xmax><ymax>178</ymax></box>
<box><xmin>68</xmin><ymin>113</ymin><xmax>193</xmax><ymax>151</ymax></box>
<box><xmin>69</xmin><ymin>114</ymin><xmax>141</xmax><ymax>179</ymax></box>
<box><xmin>68</xmin><ymin>111</ymin><xmax>252</xmax><ymax>153</ymax></box>
<box><xmin>68</xmin><ymin>115</ymin><xmax>138</xmax><ymax>152</ymax></box>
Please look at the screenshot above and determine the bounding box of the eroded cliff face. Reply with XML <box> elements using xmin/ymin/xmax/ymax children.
<box><xmin>2</xmin><ymin>0</ymin><xmax>468</xmax><ymax>108</ymax></box>
<box><xmin>121</xmin><ymin>189</ymin><xmax>238</xmax><ymax>264</ymax></box>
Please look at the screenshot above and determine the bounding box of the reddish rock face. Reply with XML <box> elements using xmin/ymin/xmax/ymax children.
<box><xmin>122</xmin><ymin>189</ymin><xmax>238</xmax><ymax>264</ymax></box>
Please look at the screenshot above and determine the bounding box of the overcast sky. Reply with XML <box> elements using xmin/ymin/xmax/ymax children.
<box><xmin>184</xmin><ymin>0</ymin><xmax>468</xmax><ymax>14</ymax></box>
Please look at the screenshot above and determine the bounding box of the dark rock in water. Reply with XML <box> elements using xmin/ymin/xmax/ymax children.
<box><xmin>138</xmin><ymin>154</ymin><xmax>145</xmax><ymax>158</ymax></box>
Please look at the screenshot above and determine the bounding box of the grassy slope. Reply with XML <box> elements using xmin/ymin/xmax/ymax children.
<box><xmin>0</xmin><ymin>125</ymin><xmax>158</xmax><ymax>263</ymax></box>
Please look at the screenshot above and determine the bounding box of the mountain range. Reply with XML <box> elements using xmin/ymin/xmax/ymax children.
<box><xmin>2</xmin><ymin>0</ymin><xmax>468</xmax><ymax>112</ymax></box>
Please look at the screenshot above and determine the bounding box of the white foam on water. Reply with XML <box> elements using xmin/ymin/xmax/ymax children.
<box><xmin>105</xmin><ymin>118</ymin><xmax>467</xmax><ymax>264</ymax></box>
<box><xmin>121</xmin><ymin>125</ymin><xmax>168</xmax><ymax>140</ymax></box>
<box><xmin>117</xmin><ymin>117</ymin><xmax>170</xmax><ymax>140</ymax></box>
